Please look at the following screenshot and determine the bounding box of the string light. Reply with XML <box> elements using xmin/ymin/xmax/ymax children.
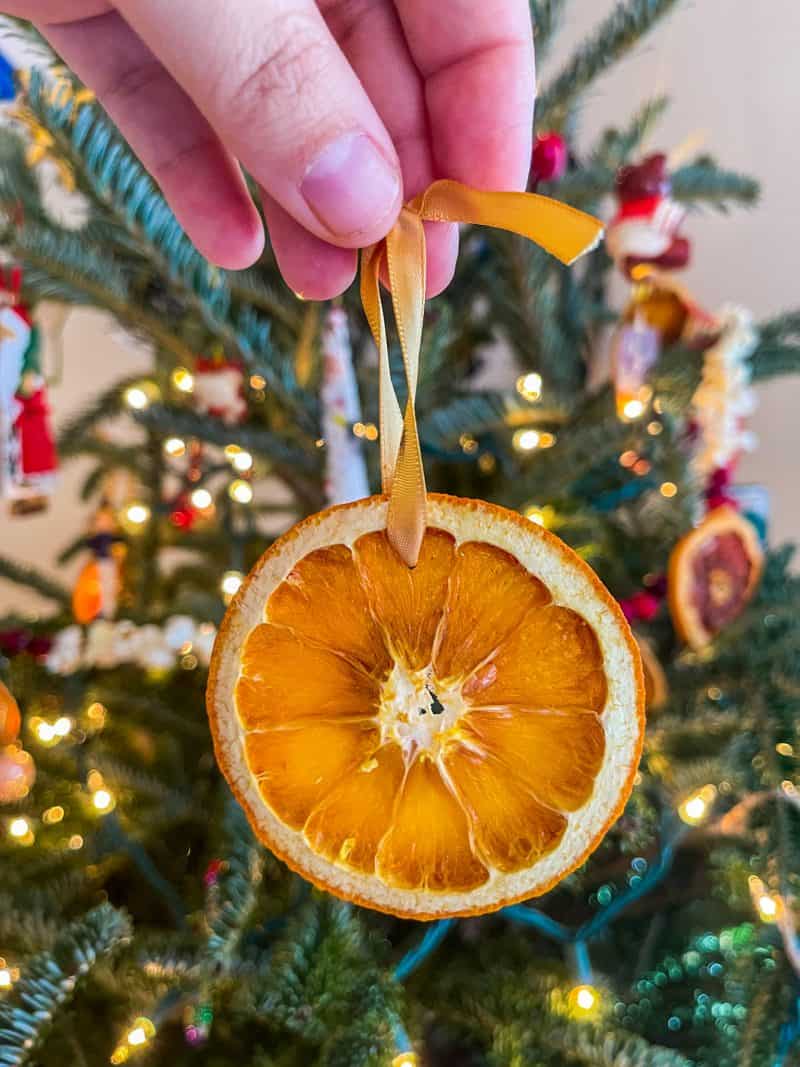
<box><xmin>776</xmin><ymin>742</ymin><xmax>794</xmax><ymax>757</ymax></box>
<box><xmin>111</xmin><ymin>1017</ymin><xmax>157</xmax><ymax>1063</ymax></box>
<box><xmin>619</xmin><ymin>450</ymin><xmax>638</xmax><ymax>468</ymax></box>
<box><xmin>221</xmin><ymin>571</ymin><xmax>244</xmax><ymax>602</ymax></box>
<box><xmin>678</xmin><ymin>784</ymin><xmax>716</xmax><ymax>826</ymax></box>
<box><xmin>42</xmin><ymin>805</ymin><xmax>65</xmax><ymax>824</ymax></box>
<box><xmin>633</xmin><ymin>458</ymin><xmax>651</xmax><ymax>476</ymax></box>
<box><xmin>0</xmin><ymin>963</ymin><xmax>13</xmax><ymax>991</ymax></box>
<box><xmin>123</xmin><ymin>384</ymin><xmax>157</xmax><ymax>411</ymax></box>
<box><xmin>228</xmin><ymin>479</ymin><xmax>253</xmax><ymax>504</ymax></box>
<box><xmin>92</xmin><ymin>788</ymin><xmax>115</xmax><ymax>814</ymax></box>
<box><xmin>748</xmin><ymin>876</ymin><xmax>783</xmax><ymax>923</ymax></box>
<box><xmin>8</xmin><ymin>817</ymin><xmax>33</xmax><ymax>845</ymax></box>
<box><xmin>68</xmin><ymin>834</ymin><xmax>83</xmax><ymax>850</ymax></box>
<box><xmin>392</xmin><ymin>1055</ymin><xmax>418</xmax><ymax>1067</ymax></box>
<box><xmin>478</xmin><ymin>452</ymin><xmax>496</xmax><ymax>474</ymax></box>
<box><xmin>516</xmin><ymin>371</ymin><xmax>543</xmax><ymax>401</ymax></box>
<box><xmin>171</xmin><ymin>367</ymin><xmax>194</xmax><ymax>393</ymax></box>
<box><xmin>249</xmin><ymin>374</ymin><xmax>266</xmax><ymax>390</ymax></box>
<box><xmin>513</xmin><ymin>429</ymin><xmax>541</xmax><ymax>452</ymax></box>
<box><xmin>231</xmin><ymin>450</ymin><xmax>253</xmax><ymax>472</ymax></box>
<box><xmin>163</xmin><ymin>437</ymin><xmax>186</xmax><ymax>458</ymax></box>
<box><xmin>647</xmin><ymin>420</ymin><xmax>663</xmax><ymax>436</ymax></box>
<box><xmin>86</xmin><ymin>702</ymin><xmax>107</xmax><ymax>729</ymax></box>
<box><xmin>352</xmin><ymin>421</ymin><xmax>366</xmax><ymax>438</ymax></box>
<box><xmin>622</xmin><ymin>398</ymin><xmax>646</xmax><ymax>420</ymax></box>
<box><xmin>459</xmin><ymin>433</ymin><xmax>478</xmax><ymax>455</ymax></box>
<box><xmin>190</xmin><ymin>488</ymin><xmax>213</xmax><ymax>510</ymax></box>
<box><xmin>569</xmin><ymin>984</ymin><xmax>600</xmax><ymax>1017</ymax></box>
<box><xmin>363</xmin><ymin>423</ymin><xmax>379</xmax><ymax>441</ymax></box>
<box><xmin>124</xmin><ymin>503</ymin><xmax>151</xmax><ymax>527</ymax></box>
<box><xmin>660</xmin><ymin>481</ymin><xmax>678</xmax><ymax>498</ymax></box>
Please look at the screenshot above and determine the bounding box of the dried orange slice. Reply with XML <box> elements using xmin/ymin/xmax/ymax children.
<box><xmin>0</xmin><ymin>680</ymin><xmax>20</xmax><ymax>746</ymax></box>
<box><xmin>208</xmin><ymin>495</ymin><xmax>644</xmax><ymax>918</ymax></box>
<box><xmin>668</xmin><ymin>506</ymin><xmax>763</xmax><ymax>650</ymax></box>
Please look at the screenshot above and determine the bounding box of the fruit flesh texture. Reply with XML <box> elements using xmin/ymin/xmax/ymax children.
<box><xmin>236</xmin><ymin>528</ymin><xmax>608</xmax><ymax>892</ymax></box>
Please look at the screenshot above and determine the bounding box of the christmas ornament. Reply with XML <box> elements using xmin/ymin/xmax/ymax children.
<box><xmin>208</xmin><ymin>494</ymin><xmax>644</xmax><ymax>919</ymax></box>
<box><xmin>45</xmin><ymin>617</ymin><xmax>217</xmax><ymax>675</ymax></box>
<box><xmin>530</xmin><ymin>132</ymin><xmax>568</xmax><ymax>185</ymax></box>
<box><xmin>72</xmin><ymin>502</ymin><xmax>126</xmax><ymax>624</ymax></box>
<box><xmin>0</xmin><ymin>267</ymin><xmax>57</xmax><ymax>514</ymax></box>
<box><xmin>193</xmin><ymin>354</ymin><xmax>246</xmax><ymax>424</ymax></box>
<box><xmin>0</xmin><ymin>679</ymin><xmax>21</xmax><ymax>746</ymax></box>
<box><xmin>320</xmin><ymin>305</ymin><xmax>370</xmax><ymax>505</ymax></box>
<box><xmin>606</xmin><ymin>153</ymin><xmax>690</xmax><ymax>277</ymax></box>
<box><xmin>0</xmin><ymin>744</ymin><xmax>35</xmax><ymax>803</ymax></box>
<box><xmin>611</xmin><ymin>316</ymin><xmax>660</xmax><ymax>420</ymax></box>
<box><xmin>636</xmin><ymin>636</ymin><xmax>668</xmax><ymax>712</ymax></box>
<box><xmin>691</xmin><ymin>305</ymin><xmax>758</xmax><ymax>482</ymax></box>
<box><xmin>668</xmin><ymin>506</ymin><xmax>764</xmax><ymax>650</ymax></box>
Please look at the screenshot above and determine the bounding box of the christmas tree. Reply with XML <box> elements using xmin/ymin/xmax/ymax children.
<box><xmin>1</xmin><ymin>4</ymin><xmax>800</xmax><ymax>1066</ymax></box>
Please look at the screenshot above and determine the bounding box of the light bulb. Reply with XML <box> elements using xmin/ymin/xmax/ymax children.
<box><xmin>123</xmin><ymin>386</ymin><xmax>150</xmax><ymax>411</ymax></box>
<box><xmin>622</xmin><ymin>398</ymin><xmax>646</xmax><ymax>420</ymax></box>
<box><xmin>171</xmin><ymin>367</ymin><xmax>194</xmax><ymax>393</ymax></box>
<box><xmin>392</xmin><ymin>1055</ymin><xmax>418</xmax><ymax>1067</ymax></box>
<box><xmin>8</xmin><ymin>817</ymin><xmax>30</xmax><ymax>839</ymax></box>
<box><xmin>53</xmin><ymin>716</ymin><xmax>72</xmax><ymax>737</ymax></box>
<box><xmin>163</xmin><ymin>437</ymin><xmax>186</xmax><ymax>458</ymax></box>
<box><xmin>524</xmin><ymin>505</ymin><xmax>546</xmax><ymax>526</ymax></box>
<box><xmin>125</xmin><ymin>503</ymin><xmax>150</xmax><ymax>526</ymax></box>
<box><xmin>516</xmin><ymin>372</ymin><xmax>543</xmax><ymax>401</ymax></box>
<box><xmin>678</xmin><ymin>784</ymin><xmax>716</xmax><ymax>826</ymax></box>
<box><xmin>660</xmin><ymin>481</ymin><xmax>678</xmax><ymax>498</ymax></box>
<box><xmin>569</xmin><ymin>984</ymin><xmax>599</xmax><ymax>1016</ymax></box>
<box><xmin>92</xmin><ymin>789</ymin><xmax>114</xmax><ymax>813</ymax></box>
<box><xmin>221</xmin><ymin>571</ymin><xmax>244</xmax><ymax>600</ymax></box>
<box><xmin>228</xmin><ymin>479</ymin><xmax>253</xmax><ymax>504</ymax></box>
<box><xmin>231</xmin><ymin>450</ymin><xmax>253</xmax><ymax>472</ymax></box>
<box><xmin>36</xmin><ymin>721</ymin><xmax>55</xmax><ymax>743</ymax></box>
<box><xmin>513</xmin><ymin>429</ymin><xmax>541</xmax><ymax>452</ymax></box>
<box><xmin>249</xmin><ymin>374</ymin><xmax>266</xmax><ymax>390</ymax></box>
<box><xmin>0</xmin><ymin>968</ymin><xmax>11</xmax><ymax>990</ymax></box>
<box><xmin>190</xmin><ymin>488</ymin><xmax>213</xmax><ymax>510</ymax></box>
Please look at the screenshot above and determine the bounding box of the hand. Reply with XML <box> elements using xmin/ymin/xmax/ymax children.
<box><xmin>7</xmin><ymin>2</ymin><xmax>535</xmax><ymax>298</ymax></box>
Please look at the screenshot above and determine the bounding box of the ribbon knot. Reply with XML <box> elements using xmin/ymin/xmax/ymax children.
<box><xmin>359</xmin><ymin>179</ymin><xmax>604</xmax><ymax>567</ymax></box>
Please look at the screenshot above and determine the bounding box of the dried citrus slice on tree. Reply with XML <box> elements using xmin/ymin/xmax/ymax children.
<box><xmin>668</xmin><ymin>505</ymin><xmax>763</xmax><ymax>650</ymax></box>
<box><xmin>208</xmin><ymin>495</ymin><xmax>645</xmax><ymax>919</ymax></box>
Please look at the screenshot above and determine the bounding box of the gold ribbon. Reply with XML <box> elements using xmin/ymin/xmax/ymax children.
<box><xmin>359</xmin><ymin>179</ymin><xmax>604</xmax><ymax>568</ymax></box>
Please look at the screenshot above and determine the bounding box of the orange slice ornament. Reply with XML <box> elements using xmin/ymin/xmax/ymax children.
<box><xmin>668</xmin><ymin>506</ymin><xmax>763</xmax><ymax>650</ymax></box>
<box><xmin>208</xmin><ymin>495</ymin><xmax>645</xmax><ymax>918</ymax></box>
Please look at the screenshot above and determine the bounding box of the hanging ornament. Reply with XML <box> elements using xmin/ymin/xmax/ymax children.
<box><xmin>636</xmin><ymin>636</ymin><xmax>668</xmax><ymax>712</ymax></box>
<box><xmin>72</xmin><ymin>501</ymin><xmax>127</xmax><ymax>624</ymax></box>
<box><xmin>320</xmin><ymin>305</ymin><xmax>370</xmax><ymax>505</ymax></box>
<box><xmin>193</xmin><ymin>352</ymin><xmax>246</xmax><ymax>424</ymax></box>
<box><xmin>530</xmin><ymin>132</ymin><xmax>568</xmax><ymax>186</ymax></box>
<box><xmin>690</xmin><ymin>305</ymin><xmax>758</xmax><ymax>484</ymax></box>
<box><xmin>183</xmin><ymin>1001</ymin><xmax>213</xmax><ymax>1047</ymax></box>
<box><xmin>611</xmin><ymin>316</ymin><xmax>660</xmax><ymax>420</ymax></box>
<box><xmin>0</xmin><ymin>680</ymin><xmax>21</xmax><ymax>746</ymax></box>
<box><xmin>606</xmin><ymin>153</ymin><xmax>690</xmax><ymax>278</ymax></box>
<box><xmin>668</xmin><ymin>506</ymin><xmax>764</xmax><ymax>650</ymax></box>
<box><xmin>0</xmin><ymin>744</ymin><xmax>35</xmax><ymax>803</ymax></box>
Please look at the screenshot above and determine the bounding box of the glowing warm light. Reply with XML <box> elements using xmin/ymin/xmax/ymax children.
<box><xmin>54</xmin><ymin>716</ymin><xmax>72</xmax><ymax>737</ymax></box>
<box><xmin>249</xmin><ymin>374</ymin><xmax>266</xmax><ymax>390</ymax></box>
<box><xmin>619</xmin><ymin>450</ymin><xmax>638</xmax><ymax>468</ymax></box>
<box><xmin>125</xmin><ymin>503</ymin><xmax>150</xmax><ymax>526</ymax></box>
<box><xmin>123</xmin><ymin>386</ymin><xmax>150</xmax><ymax>411</ymax></box>
<box><xmin>86</xmin><ymin>702</ymin><xmax>107</xmax><ymax>728</ymax></box>
<box><xmin>231</xmin><ymin>450</ymin><xmax>253</xmax><ymax>472</ymax></box>
<box><xmin>538</xmin><ymin>432</ymin><xmax>557</xmax><ymax>449</ymax></box>
<box><xmin>776</xmin><ymin>742</ymin><xmax>794</xmax><ymax>757</ymax></box>
<box><xmin>513</xmin><ymin>429</ymin><xmax>541</xmax><ymax>452</ymax></box>
<box><xmin>92</xmin><ymin>789</ymin><xmax>114</xmax><ymax>813</ymax></box>
<box><xmin>190</xmin><ymin>488</ymin><xmax>213</xmax><ymax>510</ymax></box>
<box><xmin>660</xmin><ymin>481</ymin><xmax>678</xmax><ymax>498</ymax></box>
<box><xmin>749</xmin><ymin>876</ymin><xmax>783</xmax><ymax>923</ymax></box>
<box><xmin>9</xmin><ymin>818</ymin><xmax>29</xmax><ymax>839</ymax></box>
<box><xmin>516</xmin><ymin>372</ymin><xmax>543</xmax><ymax>401</ymax></box>
<box><xmin>647</xmin><ymin>420</ymin><xmax>663</xmax><ymax>436</ymax></box>
<box><xmin>524</xmin><ymin>505</ymin><xmax>546</xmax><ymax>526</ymax></box>
<box><xmin>68</xmin><ymin>834</ymin><xmax>83</xmax><ymax>850</ymax></box>
<box><xmin>352</xmin><ymin>421</ymin><xmax>366</xmax><ymax>438</ymax></box>
<box><xmin>363</xmin><ymin>423</ymin><xmax>378</xmax><ymax>441</ymax></box>
<box><xmin>163</xmin><ymin>437</ymin><xmax>186</xmax><ymax>458</ymax></box>
<box><xmin>392</xmin><ymin>1056</ymin><xmax>418</xmax><ymax>1067</ymax></box>
<box><xmin>228</xmin><ymin>479</ymin><xmax>253</xmax><ymax>504</ymax></box>
<box><xmin>569</xmin><ymin>984</ymin><xmax>600</xmax><ymax>1016</ymax></box>
<box><xmin>87</xmin><ymin>769</ymin><xmax>104</xmax><ymax>792</ymax></box>
<box><xmin>0</xmin><ymin>968</ymin><xmax>11</xmax><ymax>990</ymax></box>
<box><xmin>622</xmin><ymin>398</ymin><xmax>646</xmax><ymax>420</ymax></box>
<box><xmin>43</xmin><ymin>806</ymin><xmax>65</xmax><ymax>825</ymax></box>
<box><xmin>459</xmin><ymin>434</ymin><xmax>478</xmax><ymax>455</ymax></box>
<box><xmin>127</xmin><ymin>1028</ymin><xmax>146</xmax><ymax>1047</ymax></box>
<box><xmin>171</xmin><ymin>367</ymin><xmax>194</xmax><ymax>393</ymax></box>
<box><xmin>221</xmin><ymin>571</ymin><xmax>244</xmax><ymax>601</ymax></box>
<box><xmin>36</xmin><ymin>721</ymin><xmax>55</xmax><ymax>743</ymax></box>
<box><xmin>678</xmin><ymin>784</ymin><xmax>717</xmax><ymax>826</ymax></box>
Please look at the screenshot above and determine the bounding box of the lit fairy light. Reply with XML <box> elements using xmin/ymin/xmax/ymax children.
<box><xmin>231</xmin><ymin>450</ymin><xmax>253</xmax><ymax>472</ymax></box>
<box><xmin>660</xmin><ymin>481</ymin><xmax>678</xmax><ymax>498</ymax></box>
<box><xmin>8</xmin><ymin>817</ymin><xmax>33</xmax><ymax>844</ymax></box>
<box><xmin>92</xmin><ymin>789</ymin><xmax>115</xmax><ymax>814</ymax></box>
<box><xmin>123</xmin><ymin>385</ymin><xmax>152</xmax><ymax>411</ymax></box>
<box><xmin>53</xmin><ymin>716</ymin><xmax>72</xmax><ymax>737</ymax></box>
<box><xmin>391</xmin><ymin>1054</ymin><xmax>418</xmax><ymax>1067</ymax></box>
<box><xmin>569</xmin><ymin>984</ymin><xmax>600</xmax><ymax>1017</ymax></box>
<box><xmin>516</xmin><ymin>371</ymin><xmax>543</xmax><ymax>401</ymax></box>
<box><xmin>228</xmin><ymin>480</ymin><xmax>253</xmax><ymax>504</ymax></box>
<box><xmin>190</xmin><ymin>488</ymin><xmax>213</xmax><ymax>510</ymax></box>
<box><xmin>42</xmin><ymin>805</ymin><xmax>65</xmax><ymax>825</ymax></box>
<box><xmin>622</xmin><ymin>398</ymin><xmax>646</xmax><ymax>420</ymax></box>
<box><xmin>0</xmin><ymin>967</ymin><xmax>11</xmax><ymax>990</ymax></box>
<box><xmin>221</xmin><ymin>571</ymin><xmax>244</xmax><ymax>602</ymax></box>
<box><xmin>748</xmin><ymin>876</ymin><xmax>783</xmax><ymax>923</ymax></box>
<box><xmin>171</xmin><ymin>367</ymin><xmax>194</xmax><ymax>393</ymax></box>
<box><xmin>249</xmin><ymin>374</ymin><xmax>266</xmax><ymax>390</ymax></box>
<box><xmin>163</xmin><ymin>437</ymin><xmax>186</xmax><ymax>458</ymax></box>
<box><xmin>125</xmin><ymin>503</ymin><xmax>151</xmax><ymax>526</ymax></box>
<box><xmin>678</xmin><ymin>784</ymin><xmax>717</xmax><ymax>826</ymax></box>
<box><xmin>513</xmin><ymin>429</ymin><xmax>541</xmax><ymax>452</ymax></box>
<box><xmin>111</xmin><ymin>1017</ymin><xmax>157</xmax><ymax>1063</ymax></box>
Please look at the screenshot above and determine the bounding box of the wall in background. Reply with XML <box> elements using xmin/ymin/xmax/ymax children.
<box><xmin>1</xmin><ymin>1</ymin><xmax>799</xmax><ymax>614</ymax></box>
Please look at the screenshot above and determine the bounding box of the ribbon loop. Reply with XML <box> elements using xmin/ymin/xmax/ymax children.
<box><xmin>359</xmin><ymin>179</ymin><xmax>604</xmax><ymax>568</ymax></box>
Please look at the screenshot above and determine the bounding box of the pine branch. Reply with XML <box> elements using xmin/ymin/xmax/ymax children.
<box><xmin>204</xmin><ymin>801</ymin><xmax>265</xmax><ymax>968</ymax></box>
<box><xmin>56</xmin><ymin>375</ymin><xmax>143</xmax><ymax>453</ymax></box>
<box><xmin>0</xmin><ymin>555</ymin><xmax>71</xmax><ymax>608</ymax></box>
<box><xmin>0</xmin><ymin>904</ymin><xmax>131</xmax><ymax>1066</ymax></box>
<box><xmin>750</xmin><ymin>311</ymin><xmax>800</xmax><ymax>382</ymax></box>
<box><xmin>530</xmin><ymin>0</ymin><xmax>569</xmax><ymax>61</ymax></box>
<box><xmin>536</xmin><ymin>0</ymin><xmax>682</xmax><ymax>131</ymax></box>
<box><xmin>542</xmin><ymin>1022</ymin><xmax>694</xmax><ymax>1067</ymax></box>
<box><xmin>671</xmin><ymin>157</ymin><xmax>760</xmax><ymax>209</ymax></box>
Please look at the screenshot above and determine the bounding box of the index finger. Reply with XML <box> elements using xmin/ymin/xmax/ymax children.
<box><xmin>395</xmin><ymin>0</ymin><xmax>535</xmax><ymax>191</ymax></box>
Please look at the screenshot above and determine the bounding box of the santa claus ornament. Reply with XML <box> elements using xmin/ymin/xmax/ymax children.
<box><xmin>72</xmin><ymin>501</ymin><xmax>127</xmax><ymax>625</ymax></box>
<box><xmin>192</xmin><ymin>353</ymin><xmax>246</xmax><ymax>425</ymax></box>
<box><xmin>0</xmin><ymin>266</ymin><xmax>58</xmax><ymax>514</ymax></box>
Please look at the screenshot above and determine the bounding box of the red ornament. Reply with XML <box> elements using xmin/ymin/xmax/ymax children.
<box><xmin>620</xmin><ymin>590</ymin><xmax>662</xmax><ymax>623</ymax></box>
<box><xmin>204</xmin><ymin>858</ymin><xmax>225</xmax><ymax>887</ymax></box>
<box><xmin>531</xmin><ymin>132</ymin><xmax>568</xmax><ymax>185</ymax></box>
<box><xmin>607</xmin><ymin>153</ymin><xmax>691</xmax><ymax>277</ymax></box>
<box><xmin>14</xmin><ymin>375</ymin><xmax>58</xmax><ymax>484</ymax></box>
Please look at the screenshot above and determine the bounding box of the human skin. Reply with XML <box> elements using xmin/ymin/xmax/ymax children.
<box><xmin>3</xmin><ymin>2</ymin><xmax>535</xmax><ymax>299</ymax></box>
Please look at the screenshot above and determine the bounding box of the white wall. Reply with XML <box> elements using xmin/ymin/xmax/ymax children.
<box><xmin>1</xmin><ymin>0</ymin><xmax>799</xmax><ymax>615</ymax></box>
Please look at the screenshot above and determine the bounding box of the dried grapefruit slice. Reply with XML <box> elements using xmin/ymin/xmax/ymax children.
<box><xmin>208</xmin><ymin>495</ymin><xmax>644</xmax><ymax>918</ymax></box>
<box><xmin>668</xmin><ymin>506</ymin><xmax>763</xmax><ymax>650</ymax></box>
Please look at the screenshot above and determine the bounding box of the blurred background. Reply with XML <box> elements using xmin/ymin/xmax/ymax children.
<box><xmin>2</xmin><ymin>0</ymin><xmax>799</xmax><ymax>614</ymax></box>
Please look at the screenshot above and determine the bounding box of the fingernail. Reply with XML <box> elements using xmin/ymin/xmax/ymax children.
<box><xmin>301</xmin><ymin>132</ymin><xmax>400</xmax><ymax>239</ymax></box>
